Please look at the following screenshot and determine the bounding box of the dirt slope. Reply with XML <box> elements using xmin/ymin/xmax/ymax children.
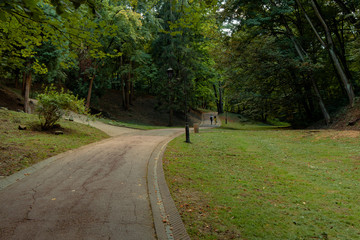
<box><xmin>0</xmin><ymin>86</ymin><xmax>197</xmax><ymax>126</ymax></box>
<box><xmin>328</xmin><ymin>100</ymin><xmax>360</xmax><ymax>130</ymax></box>
<box><xmin>94</xmin><ymin>89</ymin><xmax>198</xmax><ymax>126</ymax></box>
<box><xmin>0</xmin><ymin>86</ymin><xmax>23</xmax><ymax>111</ymax></box>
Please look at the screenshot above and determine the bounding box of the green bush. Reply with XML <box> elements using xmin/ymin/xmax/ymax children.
<box><xmin>36</xmin><ymin>85</ymin><xmax>87</xmax><ymax>130</ymax></box>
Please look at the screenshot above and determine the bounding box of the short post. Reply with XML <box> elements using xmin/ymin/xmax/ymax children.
<box><xmin>193</xmin><ymin>123</ymin><xmax>199</xmax><ymax>133</ymax></box>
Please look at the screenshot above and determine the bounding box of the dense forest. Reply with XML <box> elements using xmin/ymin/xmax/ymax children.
<box><xmin>0</xmin><ymin>0</ymin><xmax>359</xmax><ymax>127</ymax></box>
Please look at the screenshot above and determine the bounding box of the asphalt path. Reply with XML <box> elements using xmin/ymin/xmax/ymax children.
<box><xmin>0</xmin><ymin>125</ymin><xmax>184</xmax><ymax>240</ymax></box>
<box><xmin>0</xmin><ymin>112</ymin><xmax>219</xmax><ymax>240</ymax></box>
<box><xmin>201</xmin><ymin>112</ymin><xmax>220</xmax><ymax>127</ymax></box>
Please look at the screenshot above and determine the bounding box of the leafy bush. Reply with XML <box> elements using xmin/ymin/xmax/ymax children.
<box><xmin>36</xmin><ymin>85</ymin><xmax>87</xmax><ymax>130</ymax></box>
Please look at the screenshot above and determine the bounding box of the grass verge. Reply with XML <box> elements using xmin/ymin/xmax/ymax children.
<box><xmin>219</xmin><ymin>112</ymin><xmax>290</xmax><ymax>131</ymax></box>
<box><xmin>163</xmin><ymin>126</ymin><xmax>360</xmax><ymax>239</ymax></box>
<box><xmin>0</xmin><ymin>109</ymin><xmax>109</xmax><ymax>176</ymax></box>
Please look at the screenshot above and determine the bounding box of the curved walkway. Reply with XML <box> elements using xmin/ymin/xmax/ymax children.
<box><xmin>0</xmin><ymin>120</ymin><xmax>190</xmax><ymax>240</ymax></box>
<box><xmin>200</xmin><ymin>112</ymin><xmax>221</xmax><ymax>127</ymax></box>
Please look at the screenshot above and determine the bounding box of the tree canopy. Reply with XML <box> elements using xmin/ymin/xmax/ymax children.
<box><xmin>1</xmin><ymin>0</ymin><xmax>359</xmax><ymax>127</ymax></box>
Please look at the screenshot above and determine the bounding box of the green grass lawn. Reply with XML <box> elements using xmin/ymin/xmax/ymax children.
<box><xmin>0</xmin><ymin>109</ymin><xmax>109</xmax><ymax>176</ymax></box>
<box><xmin>163</xmin><ymin>126</ymin><xmax>360</xmax><ymax>239</ymax></box>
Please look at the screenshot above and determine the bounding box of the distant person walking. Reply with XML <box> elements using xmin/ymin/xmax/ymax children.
<box><xmin>210</xmin><ymin>115</ymin><xmax>213</xmax><ymax>125</ymax></box>
<box><xmin>214</xmin><ymin>116</ymin><xmax>217</xmax><ymax>125</ymax></box>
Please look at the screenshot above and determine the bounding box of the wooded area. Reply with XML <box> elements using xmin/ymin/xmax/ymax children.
<box><xmin>0</xmin><ymin>0</ymin><xmax>359</xmax><ymax>127</ymax></box>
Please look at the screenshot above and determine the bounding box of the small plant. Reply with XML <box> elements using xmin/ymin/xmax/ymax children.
<box><xmin>36</xmin><ymin>85</ymin><xmax>87</xmax><ymax>130</ymax></box>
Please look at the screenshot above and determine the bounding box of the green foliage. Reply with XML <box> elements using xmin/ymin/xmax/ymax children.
<box><xmin>36</xmin><ymin>85</ymin><xmax>87</xmax><ymax>130</ymax></box>
<box><xmin>151</xmin><ymin>0</ymin><xmax>219</xmax><ymax>119</ymax></box>
<box><xmin>0</xmin><ymin>0</ymin><xmax>220</xmax><ymax>117</ymax></box>
<box><xmin>218</xmin><ymin>0</ymin><xmax>360</xmax><ymax>125</ymax></box>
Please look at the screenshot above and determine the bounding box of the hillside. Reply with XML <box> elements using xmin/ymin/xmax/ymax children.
<box><xmin>0</xmin><ymin>86</ymin><xmax>24</xmax><ymax>111</ymax></box>
<box><xmin>328</xmin><ymin>99</ymin><xmax>360</xmax><ymax>130</ymax></box>
<box><xmin>93</xmin><ymin>89</ymin><xmax>188</xmax><ymax>126</ymax></box>
<box><xmin>308</xmin><ymin>99</ymin><xmax>360</xmax><ymax>130</ymax></box>
<box><xmin>4</xmin><ymin>85</ymin><xmax>359</xmax><ymax>130</ymax></box>
<box><xmin>0</xmin><ymin>86</ymin><xmax>197</xmax><ymax>127</ymax></box>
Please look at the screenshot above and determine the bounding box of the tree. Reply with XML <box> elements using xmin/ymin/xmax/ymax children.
<box><xmin>0</xmin><ymin>0</ymin><xmax>101</xmax><ymax>112</ymax></box>
<box><xmin>295</xmin><ymin>0</ymin><xmax>355</xmax><ymax>106</ymax></box>
<box><xmin>151</xmin><ymin>0</ymin><xmax>219</xmax><ymax>125</ymax></box>
<box><xmin>218</xmin><ymin>0</ymin><xmax>360</xmax><ymax>125</ymax></box>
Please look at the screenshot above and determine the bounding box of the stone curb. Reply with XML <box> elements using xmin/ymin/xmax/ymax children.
<box><xmin>147</xmin><ymin>132</ymin><xmax>191</xmax><ymax>240</ymax></box>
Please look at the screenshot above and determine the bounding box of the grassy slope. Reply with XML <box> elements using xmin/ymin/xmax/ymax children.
<box><xmin>0</xmin><ymin>109</ymin><xmax>109</xmax><ymax>176</ymax></box>
<box><xmin>163</xmin><ymin>120</ymin><xmax>360</xmax><ymax>239</ymax></box>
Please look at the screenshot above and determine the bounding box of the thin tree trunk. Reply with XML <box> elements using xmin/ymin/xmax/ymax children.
<box><xmin>295</xmin><ymin>0</ymin><xmax>327</xmax><ymax>46</ymax></box>
<box><xmin>213</xmin><ymin>84</ymin><xmax>219</xmax><ymax>113</ymax></box>
<box><xmin>24</xmin><ymin>72</ymin><xmax>31</xmax><ymax>113</ymax></box>
<box><xmin>128</xmin><ymin>62</ymin><xmax>133</xmax><ymax>106</ymax></box>
<box><xmin>304</xmin><ymin>80</ymin><xmax>315</xmax><ymax>113</ymax></box>
<box><xmin>312</xmin><ymin>79</ymin><xmax>331</xmax><ymax>125</ymax></box>
<box><xmin>22</xmin><ymin>72</ymin><xmax>26</xmax><ymax>97</ymax></box>
<box><xmin>125</xmin><ymin>78</ymin><xmax>130</xmax><ymax>110</ymax></box>
<box><xmin>121</xmin><ymin>76</ymin><xmax>126</xmax><ymax>109</ymax></box>
<box><xmin>86</xmin><ymin>73</ymin><xmax>95</xmax><ymax>109</ymax></box>
<box><xmin>296</xmin><ymin>0</ymin><xmax>355</xmax><ymax>106</ymax></box>
<box><xmin>130</xmin><ymin>81</ymin><xmax>134</xmax><ymax>105</ymax></box>
<box><xmin>332</xmin><ymin>18</ymin><xmax>352</xmax><ymax>80</ymax></box>
<box><xmin>281</xmin><ymin>14</ymin><xmax>331</xmax><ymax>124</ymax></box>
<box><xmin>120</xmin><ymin>56</ymin><xmax>126</xmax><ymax>109</ymax></box>
<box><xmin>311</xmin><ymin>0</ymin><xmax>355</xmax><ymax>105</ymax></box>
<box><xmin>218</xmin><ymin>81</ymin><xmax>224</xmax><ymax>114</ymax></box>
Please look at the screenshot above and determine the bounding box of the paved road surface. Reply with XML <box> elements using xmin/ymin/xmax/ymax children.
<box><xmin>201</xmin><ymin>112</ymin><xmax>220</xmax><ymax>127</ymax></box>
<box><xmin>0</xmin><ymin>126</ymin><xmax>183</xmax><ymax>240</ymax></box>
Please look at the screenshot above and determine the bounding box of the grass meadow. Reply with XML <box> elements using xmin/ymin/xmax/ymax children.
<box><xmin>0</xmin><ymin>109</ymin><xmax>109</xmax><ymax>176</ymax></box>
<box><xmin>163</xmin><ymin>120</ymin><xmax>360</xmax><ymax>239</ymax></box>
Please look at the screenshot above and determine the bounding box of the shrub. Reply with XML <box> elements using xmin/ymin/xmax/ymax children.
<box><xmin>36</xmin><ymin>85</ymin><xmax>87</xmax><ymax>130</ymax></box>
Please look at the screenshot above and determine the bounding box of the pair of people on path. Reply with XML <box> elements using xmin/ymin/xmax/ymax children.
<box><xmin>210</xmin><ymin>115</ymin><xmax>217</xmax><ymax>125</ymax></box>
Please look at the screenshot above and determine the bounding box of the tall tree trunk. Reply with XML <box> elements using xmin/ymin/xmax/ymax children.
<box><xmin>86</xmin><ymin>73</ymin><xmax>95</xmax><ymax>109</ymax></box>
<box><xmin>311</xmin><ymin>0</ymin><xmax>355</xmax><ymax>106</ymax></box>
<box><xmin>22</xmin><ymin>72</ymin><xmax>26</xmax><ymax>97</ymax></box>
<box><xmin>213</xmin><ymin>84</ymin><xmax>219</xmax><ymax>112</ymax></box>
<box><xmin>24</xmin><ymin>72</ymin><xmax>32</xmax><ymax>113</ymax></box>
<box><xmin>311</xmin><ymin>76</ymin><xmax>331</xmax><ymax>125</ymax></box>
<box><xmin>296</xmin><ymin>0</ymin><xmax>355</xmax><ymax>106</ymax></box>
<box><xmin>125</xmin><ymin>78</ymin><xmax>130</xmax><ymax>110</ymax></box>
<box><xmin>332</xmin><ymin>18</ymin><xmax>352</xmax><ymax>80</ymax></box>
<box><xmin>130</xmin><ymin>81</ymin><xmax>134</xmax><ymax>105</ymax></box>
<box><xmin>218</xmin><ymin>81</ymin><xmax>224</xmax><ymax>114</ymax></box>
<box><xmin>121</xmin><ymin>76</ymin><xmax>126</xmax><ymax>109</ymax></box>
<box><xmin>128</xmin><ymin>62</ymin><xmax>133</xmax><ymax>106</ymax></box>
<box><xmin>281</xmin><ymin>14</ymin><xmax>331</xmax><ymax>124</ymax></box>
<box><xmin>304</xmin><ymin>80</ymin><xmax>315</xmax><ymax>113</ymax></box>
<box><xmin>120</xmin><ymin>56</ymin><xmax>126</xmax><ymax>109</ymax></box>
<box><xmin>213</xmin><ymin>83</ymin><xmax>224</xmax><ymax>113</ymax></box>
<box><xmin>289</xmin><ymin>71</ymin><xmax>312</xmax><ymax>119</ymax></box>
